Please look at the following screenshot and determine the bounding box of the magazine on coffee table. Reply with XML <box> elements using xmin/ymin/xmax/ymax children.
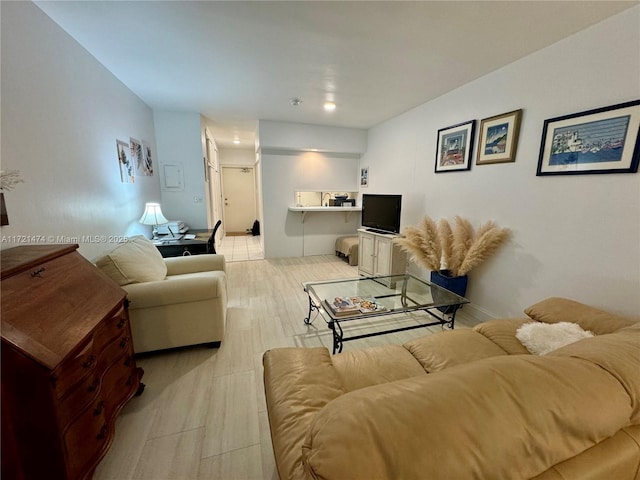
<box><xmin>323</xmin><ymin>296</ymin><xmax>387</xmax><ymax>317</ymax></box>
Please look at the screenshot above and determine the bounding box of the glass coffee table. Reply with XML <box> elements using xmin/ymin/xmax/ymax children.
<box><xmin>303</xmin><ymin>274</ymin><xmax>470</xmax><ymax>353</ymax></box>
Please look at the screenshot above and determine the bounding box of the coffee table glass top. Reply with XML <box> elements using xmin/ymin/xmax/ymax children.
<box><xmin>304</xmin><ymin>274</ymin><xmax>469</xmax><ymax>321</ymax></box>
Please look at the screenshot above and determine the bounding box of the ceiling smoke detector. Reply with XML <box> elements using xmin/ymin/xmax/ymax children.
<box><xmin>290</xmin><ymin>97</ymin><xmax>302</xmax><ymax>106</ymax></box>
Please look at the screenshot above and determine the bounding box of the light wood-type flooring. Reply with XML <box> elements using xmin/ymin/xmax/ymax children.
<box><xmin>94</xmin><ymin>255</ymin><xmax>477</xmax><ymax>480</ymax></box>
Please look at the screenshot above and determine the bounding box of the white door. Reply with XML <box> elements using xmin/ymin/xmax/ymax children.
<box><xmin>358</xmin><ymin>232</ymin><xmax>375</xmax><ymax>275</ymax></box>
<box><xmin>374</xmin><ymin>237</ymin><xmax>392</xmax><ymax>276</ymax></box>
<box><xmin>221</xmin><ymin>166</ymin><xmax>256</xmax><ymax>234</ymax></box>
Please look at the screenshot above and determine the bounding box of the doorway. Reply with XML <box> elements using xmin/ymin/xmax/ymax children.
<box><xmin>221</xmin><ymin>166</ymin><xmax>256</xmax><ymax>235</ymax></box>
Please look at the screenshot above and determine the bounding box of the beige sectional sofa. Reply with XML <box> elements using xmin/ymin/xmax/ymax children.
<box><xmin>263</xmin><ymin>297</ymin><xmax>640</xmax><ymax>480</ymax></box>
<box><xmin>95</xmin><ymin>236</ymin><xmax>227</xmax><ymax>353</ymax></box>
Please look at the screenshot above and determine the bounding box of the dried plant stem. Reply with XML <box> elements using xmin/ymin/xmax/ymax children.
<box><xmin>397</xmin><ymin>215</ymin><xmax>510</xmax><ymax>277</ymax></box>
<box><xmin>437</xmin><ymin>219</ymin><xmax>453</xmax><ymax>272</ymax></box>
<box><xmin>458</xmin><ymin>227</ymin><xmax>510</xmax><ymax>276</ymax></box>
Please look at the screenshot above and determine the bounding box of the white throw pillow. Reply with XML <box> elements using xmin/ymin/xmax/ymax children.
<box><xmin>515</xmin><ymin>321</ymin><xmax>594</xmax><ymax>355</ymax></box>
<box><xmin>95</xmin><ymin>235</ymin><xmax>167</xmax><ymax>285</ymax></box>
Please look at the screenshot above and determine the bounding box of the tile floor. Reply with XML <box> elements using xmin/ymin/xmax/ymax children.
<box><xmin>216</xmin><ymin>235</ymin><xmax>263</xmax><ymax>262</ymax></box>
<box><xmin>93</xmin><ymin>255</ymin><xmax>478</xmax><ymax>479</ymax></box>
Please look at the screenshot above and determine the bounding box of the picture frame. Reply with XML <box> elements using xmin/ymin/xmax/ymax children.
<box><xmin>537</xmin><ymin>100</ymin><xmax>640</xmax><ymax>176</ymax></box>
<box><xmin>360</xmin><ymin>166</ymin><xmax>369</xmax><ymax>187</ymax></box>
<box><xmin>435</xmin><ymin>120</ymin><xmax>475</xmax><ymax>173</ymax></box>
<box><xmin>116</xmin><ymin>140</ymin><xmax>135</xmax><ymax>183</ymax></box>
<box><xmin>141</xmin><ymin>141</ymin><xmax>154</xmax><ymax>176</ymax></box>
<box><xmin>476</xmin><ymin>109</ymin><xmax>522</xmax><ymax>165</ymax></box>
<box><xmin>129</xmin><ymin>137</ymin><xmax>144</xmax><ymax>175</ymax></box>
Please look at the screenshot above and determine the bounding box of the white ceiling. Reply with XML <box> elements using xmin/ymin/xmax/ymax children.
<box><xmin>35</xmin><ymin>1</ymin><xmax>637</xmax><ymax>148</ymax></box>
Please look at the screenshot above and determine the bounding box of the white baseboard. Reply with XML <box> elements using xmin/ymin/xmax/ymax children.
<box><xmin>457</xmin><ymin>303</ymin><xmax>497</xmax><ymax>326</ymax></box>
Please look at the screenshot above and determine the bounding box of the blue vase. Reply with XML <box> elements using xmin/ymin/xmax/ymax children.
<box><xmin>430</xmin><ymin>270</ymin><xmax>468</xmax><ymax>313</ymax></box>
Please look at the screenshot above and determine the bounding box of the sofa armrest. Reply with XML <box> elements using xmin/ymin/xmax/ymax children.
<box><xmin>123</xmin><ymin>273</ymin><xmax>224</xmax><ymax>309</ymax></box>
<box><xmin>263</xmin><ymin>347</ymin><xmax>344</xmax><ymax>480</ymax></box>
<box><xmin>525</xmin><ymin>297</ymin><xmax>637</xmax><ymax>335</ymax></box>
<box><xmin>164</xmin><ymin>254</ymin><xmax>226</xmax><ymax>276</ymax></box>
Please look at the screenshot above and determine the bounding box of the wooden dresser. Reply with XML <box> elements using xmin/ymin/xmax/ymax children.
<box><xmin>1</xmin><ymin>244</ymin><xmax>144</xmax><ymax>480</ymax></box>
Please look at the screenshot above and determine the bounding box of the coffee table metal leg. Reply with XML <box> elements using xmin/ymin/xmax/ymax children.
<box><xmin>329</xmin><ymin>320</ymin><xmax>344</xmax><ymax>354</ymax></box>
<box><xmin>304</xmin><ymin>294</ymin><xmax>317</xmax><ymax>325</ymax></box>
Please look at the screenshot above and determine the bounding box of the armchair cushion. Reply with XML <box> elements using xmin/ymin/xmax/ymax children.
<box><xmin>95</xmin><ymin>235</ymin><xmax>166</xmax><ymax>285</ymax></box>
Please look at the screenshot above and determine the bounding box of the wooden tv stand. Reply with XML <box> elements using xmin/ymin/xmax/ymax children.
<box><xmin>357</xmin><ymin>228</ymin><xmax>407</xmax><ymax>277</ymax></box>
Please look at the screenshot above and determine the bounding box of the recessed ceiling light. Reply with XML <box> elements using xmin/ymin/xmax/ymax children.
<box><xmin>323</xmin><ymin>101</ymin><xmax>336</xmax><ymax>112</ymax></box>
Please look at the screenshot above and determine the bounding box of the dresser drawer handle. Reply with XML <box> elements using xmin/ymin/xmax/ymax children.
<box><xmin>117</xmin><ymin>318</ymin><xmax>126</xmax><ymax>329</ymax></box>
<box><xmin>31</xmin><ymin>267</ymin><xmax>46</xmax><ymax>277</ymax></box>
<box><xmin>83</xmin><ymin>355</ymin><xmax>96</xmax><ymax>369</ymax></box>
<box><xmin>93</xmin><ymin>401</ymin><xmax>105</xmax><ymax>416</ymax></box>
<box><xmin>119</xmin><ymin>337</ymin><xmax>129</xmax><ymax>348</ymax></box>
<box><xmin>96</xmin><ymin>424</ymin><xmax>108</xmax><ymax>440</ymax></box>
<box><xmin>87</xmin><ymin>378</ymin><xmax>100</xmax><ymax>392</ymax></box>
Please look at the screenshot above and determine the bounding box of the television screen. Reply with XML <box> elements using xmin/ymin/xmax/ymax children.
<box><xmin>361</xmin><ymin>194</ymin><xmax>402</xmax><ymax>234</ymax></box>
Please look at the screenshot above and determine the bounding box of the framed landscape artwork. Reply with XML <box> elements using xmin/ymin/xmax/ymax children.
<box><xmin>476</xmin><ymin>109</ymin><xmax>522</xmax><ymax>165</ymax></box>
<box><xmin>537</xmin><ymin>100</ymin><xmax>640</xmax><ymax>176</ymax></box>
<box><xmin>435</xmin><ymin>120</ymin><xmax>476</xmax><ymax>173</ymax></box>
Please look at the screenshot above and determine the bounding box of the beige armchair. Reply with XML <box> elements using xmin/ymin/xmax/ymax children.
<box><xmin>95</xmin><ymin>236</ymin><xmax>227</xmax><ymax>353</ymax></box>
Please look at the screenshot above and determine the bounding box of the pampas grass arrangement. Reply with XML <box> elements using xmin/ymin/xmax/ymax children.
<box><xmin>394</xmin><ymin>215</ymin><xmax>510</xmax><ymax>277</ymax></box>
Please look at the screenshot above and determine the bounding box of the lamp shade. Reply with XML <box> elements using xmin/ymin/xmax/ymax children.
<box><xmin>139</xmin><ymin>202</ymin><xmax>169</xmax><ymax>225</ymax></box>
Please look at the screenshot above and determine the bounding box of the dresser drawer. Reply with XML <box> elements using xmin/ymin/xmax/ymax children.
<box><xmin>93</xmin><ymin>306</ymin><xmax>129</xmax><ymax>355</ymax></box>
<box><xmin>62</xmin><ymin>397</ymin><xmax>108</xmax><ymax>479</ymax></box>
<box><xmin>57</xmin><ymin>371</ymin><xmax>102</xmax><ymax>428</ymax></box>
<box><xmin>102</xmin><ymin>353</ymin><xmax>138</xmax><ymax>419</ymax></box>
<box><xmin>51</xmin><ymin>338</ymin><xmax>97</xmax><ymax>398</ymax></box>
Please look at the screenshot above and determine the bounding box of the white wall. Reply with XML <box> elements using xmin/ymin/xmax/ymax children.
<box><xmin>1</xmin><ymin>2</ymin><xmax>160</xmax><ymax>260</ymax></box>
<box><xmin>259</xmin><ymin>120</ymin><xmax>367</xmax><ymax>154</ymax></box>
<box><xmin>219</xmin><ymin>147</ymin><xmax>255</xmax><ymax>166</ymax></box>
<box><xmin>362</xmin><ymin>7</ymin><xmax>640</xmax><ymax>318</ymax></box>
<box><xmin>153</xmin><ymin>111</ymin><xmax>208</xmax><ymax>229</ymax></box>
<box><xmin>258</xmin><ymin>121</ymin><xmax>367</xmax><ymax>258</ymax></box>
<box><xmin>262</xmin><ymin>152</ymin><xmax>362</xmax><ymax>257</ymax></box>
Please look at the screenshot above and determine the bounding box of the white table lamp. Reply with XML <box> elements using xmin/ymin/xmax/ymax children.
<box><xmin>139</xmin><ymin>202</ymin><xmax>169</xmax><ymax>238</ymax></box>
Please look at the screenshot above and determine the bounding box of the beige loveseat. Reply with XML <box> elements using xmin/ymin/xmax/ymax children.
<box><xmin>96</xmin><ymin>236</ymin><xmax>227</xmax><ymax>353</ymax></box>
<box><xmin>263</xmin><ymin>298</ymin><xmax>640</xmax><ymax>480</ymax></box>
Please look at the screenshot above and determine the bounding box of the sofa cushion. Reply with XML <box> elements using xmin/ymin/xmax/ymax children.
<box><xmin>516</xmin><ymin>322</ymin><xmax>593</xmax><ymax>355</ymax></box>
<box><xmin>302</xmin><ymin>355</ymin><xmax>632</xmax><ymax>480</ymax></box>
<box><xmin>95</xmin><ymin>235</ymin><xmax>167</xmax><ymax>285</ymax></box>
<box><xmin>525</xmin><ymin>297</ymin><xmax>637</xmax><ymax>335</ymax></box>
<box><xmin>403</xmin><ymin>329</ymin><xmax>507</xmax><ymax>372</ymax></box>
<box><xmin>332</xmin><ymin>344</ymin><xmax>426</xmax><ymax>392</ymax></box>
<box><xmin>550</xmin><ymin>324</ymin><xmax>640</xmax><ymax>424</ymax></box>
<box><xmin>473</xmin><ymin>318</ymin><xmax>532</xmax><ymax>354</ymax></box>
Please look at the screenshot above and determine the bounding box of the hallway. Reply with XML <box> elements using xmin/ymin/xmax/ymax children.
<box><xmin>217</xmin><ymin>235</ymin><xmax>264</xmax><ymax>262</ymax></box>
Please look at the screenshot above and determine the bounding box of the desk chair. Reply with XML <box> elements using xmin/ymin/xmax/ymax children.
<box><xmin>207</xmin><ymin>220</ymin><xmax>222</xmax><ymax>254</ymax></box>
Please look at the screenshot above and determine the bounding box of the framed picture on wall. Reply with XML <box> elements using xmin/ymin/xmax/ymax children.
<box><xmin>476</xmin><ymin>109</ymin><xmax>522</xmax><ymax>165</ymax></box>
<box><xmin>130</xmin><ymin>138</ymin><xmax>144</xmax><ymax>175</ymax></box>
<box><xmin>116</xmin><ymin>140</ymin><xmax>135</xmax><ymax>183</ymax></box>
<box><xmin>360</xmin><ymin>166</ymin><xmax>369</xmax><ymax>187</ymax></box>
<box><xmin>435</xmin><ymin>120</ymin><xmax>476</xmax><ymax>173</ymax></box>
<box><xmin>141</xmin><ymin>141</ymin><xmax>154</xmax><ymax>176</ymax></box>
<box><xmin>537</xmin><ymin>100</ymin><xmax>640</xmax><ymax>176</ymax></box>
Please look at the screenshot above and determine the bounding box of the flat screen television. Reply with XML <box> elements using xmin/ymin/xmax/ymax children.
<box><xmin>361</xmin><ymin>194</ymin><xmax>402</xmax><ymax>234</ymax></box>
